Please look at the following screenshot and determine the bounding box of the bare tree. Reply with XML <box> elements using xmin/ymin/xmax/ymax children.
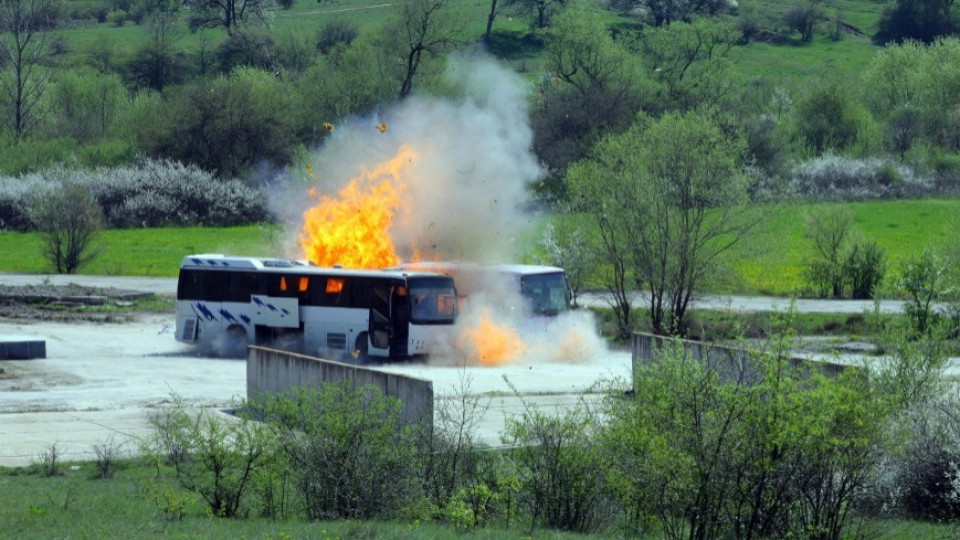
<box><xmin>187</xmin><ymin>0</ymin><xmax>274</xmax><ymax>34</ymax></box>
<box><xmin>388</xmin><ymin>0</ymin><xmax>459</xmax><ymax>98</ymax></box>
<box><xmin>0</xmin><ymin>0</ymin><xmax>56</xmax><ymax>139</ymax></box>
<box><xmin>28</xmin><ymin>180</ymin><xmax>104</xmax><ymax>274</ymax></box>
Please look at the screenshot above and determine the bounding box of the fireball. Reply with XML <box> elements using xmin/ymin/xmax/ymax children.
<box><xmin>300</xmin><ymin>146</ymin><xmax>418</xmax><ymax>269</ymax></box>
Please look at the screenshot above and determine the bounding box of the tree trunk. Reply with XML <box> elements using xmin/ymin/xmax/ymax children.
<box><xmin>484</xmin><ymin>0</ymin><xmax>498</xmax><ymax>42</ymax></box>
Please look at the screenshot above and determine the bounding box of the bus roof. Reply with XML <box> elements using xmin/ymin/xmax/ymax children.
<box><xmin>392</xmin><ymin>261</ymin><xmax>565</xmax><ymax>277</ymax></box>
<box><xmin>180</xmin><ymin>254</ymin><xmax>449</xmax><ymax>279</ymax></box>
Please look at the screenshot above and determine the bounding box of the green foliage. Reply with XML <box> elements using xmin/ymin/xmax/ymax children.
<box><xmin>875</xmin><ymin>0</ymin><xmax>956</xmax><ymax>44</ymax></box>
<box><xmin>793</xmin><ymin>76</ymin><xmax>865</xmax><ymax>154</ymax></box>
<box><xmin>532</xmin><ymin>2</ymin><xmax>644</xmax><ymax>183</ymax></box>
<box><xmin>504</xmin><ymin>394</ymin><xmax>613</xmax><ymax>533</ymax></box>
<box><xmin>844</xmin><ymin>237</ymin><xmax>886</xmax><ymax>299</ymax></box>
<box><xmin>898</xmin><ymin>250</ymin><xmax>953</xmax><ymax>335</ymax></box>
<box><xmin>254</xmin><ymin>383</ymin><xmax>421</xmax><ymax>520</ymax></box>
<box><xmin>217</xmin><ymin>24</ymin><xmax>277</xmax><ymax>72</ymax></box>
<box><xmin>130</xmin><ymin>67</ymin><xmax>305</xmax><ymax>177</ymax></box>
<box><xmin>611</xmin><ymin>332</ymin><xmax>890</xmax><ymax>538</ymax></box>
<box><xmin>145</xmin><ymin>400</ymin><xmax>274</xmax><ymax>518</ymax></box>
<box><xmin>637</xmin><ymin>17</ymin><xmax>739</xmax><ymax>111</ymax></box>
<box><xmin>803</xmin><ymin>206</ymin><xmax>854</xmax><ymax>298</ymax></box>
<box><xmin>48</xmin><ymin>68</ymin><xmax>129</xmax><ymax>143</ymax></box>
<box><xmin>568</xmin><ymin>107</ymin><xmax>757</xmax><ymax>335</ymax></box>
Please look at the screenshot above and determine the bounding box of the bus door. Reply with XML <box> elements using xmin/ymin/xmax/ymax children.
<box><xmin>391</xmin><ymin>285</ymin><xmax>410</xmax><ymax>355</ymax></box>
<box><xmin>369</xmin><ymin>284</ymin><xmax>392</xmax><ymax>354</ymax></box>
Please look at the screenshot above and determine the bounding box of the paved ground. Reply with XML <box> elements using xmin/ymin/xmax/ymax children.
<box><xmin>0</xmin><ymin>271</ymin><xmax>917</xmax><ymax>467</ymax></box>
<box><xmin>0</xmin><ymin>309</ymin><xmax>630</xmax><ymax>467</ymax></box>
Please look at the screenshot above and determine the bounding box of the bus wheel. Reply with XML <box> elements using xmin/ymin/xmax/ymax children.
<box><xmin>221</xmin><ymin>325</ymin><xmax>249</xmax><ymax>358</ymax></box>
<box><xmin>354</xmin><ymin>332</ymin><xmax>369</xmax><ymax>364</ymax></box>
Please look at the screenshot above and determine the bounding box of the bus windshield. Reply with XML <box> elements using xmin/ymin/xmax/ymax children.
<box><xmin>408</xmin><ymin>277</ymin><xmax>458</xmax><ymax>323</ymax></box>
<box><xmin>519</xmin><ymin>272</ymin><xmax>569</xmax><ymax>315</ymax></box>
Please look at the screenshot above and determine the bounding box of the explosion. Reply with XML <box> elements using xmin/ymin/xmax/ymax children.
<box><xmin>456</xmin><ymin>309</ymin><xmax>527</xmax><ymax>366</ymax></box>
<box><xmin>300</xmin><ymin>146</ymin><xmax>418</xmax><ymax>269</ymax></box>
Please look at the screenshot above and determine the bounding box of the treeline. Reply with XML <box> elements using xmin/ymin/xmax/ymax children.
<box><xmin>2</xmin><ymin>0</ymin><xmax>960</xmax><ymax>193</ymax></box>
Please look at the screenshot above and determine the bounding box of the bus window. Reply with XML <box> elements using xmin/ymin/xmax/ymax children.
<box><xmin>327</xmin><ymin>278</ymin><xmax>344</xmax><ymax>294</ymax></box>
<box><xmin>298</xmin><ymin>276</ymin><xmax>309</xmax><ymax>293</ymax></box>
<box><xmin>408</xmin><ymin>277</ymin><xmax>457</xmax><ymax>323</ymax></box>
<box><xmin>519</xmin><ymin>272</ymin><xmax>568</xmax><ymax>315</ymax></box>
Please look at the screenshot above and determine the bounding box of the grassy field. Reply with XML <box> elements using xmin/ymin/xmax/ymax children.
<box><xmin>0</xmin><ymin>225</ymin><xmax>286</xmax><ymax>277</ymax></box>
<box><xmin>49</xmin><ymin>0</ymin><xmax>887</xmax><ymax>83</ymax></box>
<box><xmin>1</xmin><ymin>198</ymin><xmax>957</xmax><ymax>296</ymax></box>
<box><xmin>736</xmin><ymin>198</ymin><xmax>960</xmax><ymax>296</ymax></box>
<box><xmin>0</xmin><ymin>458</ymin><xmax>953</xmax><ymax>539</ymax></box>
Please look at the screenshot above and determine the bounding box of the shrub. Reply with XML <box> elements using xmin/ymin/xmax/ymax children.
<box><xmin>898</xmin><ymin>250</ymin><xmax>952</xmax><ymax>335</ymax></box>
<box><xmin>316</xmin><ymin>20</ymin><xmax>359</xmax><ymax>54</ymax></box>
<box><xmin>27</xmin><ymin>180</ymin><xmax>104</xmax><ymax>274</ymax></box>
<box><xmin>0</xmin><ymin>159</ymin><xmax>269</xmax><ymax>231</ymax></box>
<box><xmin>504</xmin><ymin>393</ymin><xmax>613</xmax><ymax>533</ymax></box>
<box><xmin>789</xmin><ymin>153</ymin><xmax>933</xmax><ymax>200</ymax></box>
<box><xmin>256</xmin><ymin>383</ymin><xmax>421</xmax><ymax>520</ymax></box>
<box><xmin>844</xmin><ymin>238</ymin><xmax>886</xmax><ymax>300</ymax></box>
<box><xmin>146</xmin><ymin>401</ymin><xmax>274</xmax><ymax>518</ymax></box>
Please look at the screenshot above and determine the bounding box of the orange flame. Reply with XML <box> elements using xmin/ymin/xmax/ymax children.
<box><xmin>300</xmin><ymin>146</ymin><xmax>418</xmax><ymax>268</ymax></box>
<box><xmin>457</xmin><ymin>309</ymin><xmax>527</xmax><ymax>366</ymax></box>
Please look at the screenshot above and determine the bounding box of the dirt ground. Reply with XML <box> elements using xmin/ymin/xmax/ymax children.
<box><xmin>0</xmin><ymin>283</ymin><xmax>158</xmax><ymax>323</ymax></box>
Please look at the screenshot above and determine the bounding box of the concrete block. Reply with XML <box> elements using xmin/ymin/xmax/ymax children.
<box><xmin>0</xmin><ymin>337</ymin><xmax>47</xmax><ymax>360</ymax></box>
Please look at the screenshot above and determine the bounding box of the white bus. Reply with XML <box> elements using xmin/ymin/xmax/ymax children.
<box><xmin>392</xmin><ymin>262</ymin><xmax>569</xmax><ymax>316</ymax></box>
<box><xmin>175</xmin><ymin>254</ymin><xmax>458</xmax><ymax>360</ymax></box>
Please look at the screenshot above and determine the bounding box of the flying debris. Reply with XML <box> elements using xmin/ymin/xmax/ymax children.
<box><xmin>376</xmin><ymin>122</ymin><xmax>388</xmax><ymax>134</ymax></box>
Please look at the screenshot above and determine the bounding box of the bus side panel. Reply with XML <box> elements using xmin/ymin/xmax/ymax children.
<box><xmin>301</xmin><ymin>306</ymin><xmax>368</xmax><ymax>359</ymax></box>
<box><xmin>250</xmin><ymin>295</ymin><xmax>300</xmax><ymax>328</ymax></box>
<box><xmin>406</xmin><ymin>323</ymin><xmax>449</xmax><ymax>357</ymax></box>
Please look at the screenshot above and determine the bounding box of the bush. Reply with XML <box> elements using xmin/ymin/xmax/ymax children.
<box><xmin>0</xmin><ymin>159</ymin><xmax>269</xmax><ymax>231</ymax></box>
<box><xmin>789</xmin><ymin>153</ymin><xmax>934</xmax><ymax>200</ymax></box>
<box><xmin>256</xmin><ymin>383</ymin><xmax>421</xmax><ymax>520</ymax></box>
<box><xmin>316</xmin><ymin>20</ymin><xmax>359</xmax><ymax>54</ymax></box>
<box><xmin>27</xmin><ymin>180</ymin><xmax>104</xmax><ymax>274</ymax></box>
<box><xmin>504</xmin><ymin>394</ymin><xmax>613</xmax><ymax>533</ymax></box>
<box><xmin>145</xmin><ymin>400</ymin><xmax>275</xmax><ymax>518</ymax></box>
<box><xmin>844</xmin><ymin>238</ymin><xmax>886</xmax><ymax>300</ymax></box>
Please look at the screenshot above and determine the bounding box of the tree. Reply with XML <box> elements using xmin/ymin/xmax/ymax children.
<box><xmin>568</xmin><ymin>108</ymin><xmax>757</xmax><ymax>336</ymax></box>
<box><xmin>783</xmin><ymin>0</ymin><xmax>823</xmax><ymax>43</ymax></box>
<box><xmin>532</xmin><ymin>3</ymin><xmax>644</xmax><ymax>188</ymax></box>
<box><xmin>611</xmin><ymin>0</ymin><xmax>731</xmax><ymax>27</ymax></box>
<box><xmin>502</xmin><ymin>0</ymin><xmax>565</xmax><ymax>29</ymax></box>
<box><xmin>638</xmin><ymin>18</ymin><xmax>739</xmax><ymax>111</ymax></box>
<box><xmin>803</xmin><ymin>206</ymin><xmax>854</xmax><ymax>299</ymax></box>
<box><xmin>876</xmin><ymin>0</ymin><xmax>956</xmax><ymax>45</ymax></box>
<box><xmin>131</xmin><ymin>67</ymin><xmax>304</xmax><ymax>177</ymax></box>
<box><xmin>187</xmin><ymin>0</ymin><xmax>274</xmax><ymax>33</ymax></box>
<box><xmin>28</xmin><ymin>180</ymin><xmax>104</xmax><ymax>274</ymax></box>
<box><xmin>383</xmin><ymin>0</ymin><xmax>459</xmax><ymax>98</ymax></box>
<box><xmin>49</xmin><ymin>68</ymin><xmax>128</xmax><ymax>143</ymax></box>
<box><xmin>126</xmin><ymin>11</ymin><xmax>187</xmax><ymax>91</ymax></box>
<box><xmin>793</xmin><ymin>77</ymin><xmax>863</xmax><ymax>154</ymax></box>
<box><xmin>0</xmin><ymin>0</ymin><xmax>57</xmax><ymax>139</ymax></box>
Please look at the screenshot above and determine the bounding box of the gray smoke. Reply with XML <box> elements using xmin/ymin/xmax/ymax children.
<box><xmin>271</xmin><ymin>52</ymin><xmax>543</xmax><ymax>262</ymax></box>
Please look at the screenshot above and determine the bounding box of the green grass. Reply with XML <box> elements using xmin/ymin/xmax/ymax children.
<box><xmin>0</xmin><ymin>460</ymin><xmax>530</xmax><ymax>539</ymax></box>
<box><xmin>736</xmin><ymin>198</ymin><xmax>960</xmax><ymax>296</ymax></box>
<box><xmin>0</xmin><ymin>225</ymin><xmax>286</xmax><ymax>277</ymax></box>
<box><xmin>0</xmin><ymin>458</ymin><xmax>953</xmax><ymax>539</ymax></box>
<box><xmin>2</xmin><ymin>198</ymin><xmax>958</xmax><ymax>295</ymax></box>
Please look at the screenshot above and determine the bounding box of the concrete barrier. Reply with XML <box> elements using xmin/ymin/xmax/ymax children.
<box><xmin>247</xmin><ymin>346</ymin><xmax>433</xmax><ymax>428</ymax></box>
<box><xmin>0</xmin><ymin>337</ymin><xmax>46</xmax><ymax>360</ymax></box>
<box><xmin>631</xmin><ymin>332</ymin><xmax>848</xmax><ymax>387</ymax></box>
